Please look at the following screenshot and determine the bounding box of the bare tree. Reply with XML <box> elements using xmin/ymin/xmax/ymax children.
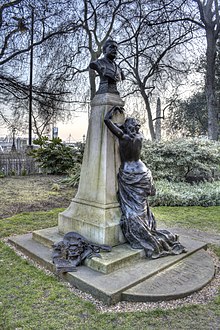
<box><xmin>0</xmin><ymin>0</ymin><xmax>82</xmax><ymax>135</ymax></box>
<box><xmin>75</xmin><ymin>0</ymin><xmax>135</xmax><ymax>100</ymax></box>
<box><xmin>0</xmin><ymin>0</ymin><xmax>137</xmax><ymax>134</ymax></box>
<box><xmin>148</xmin><ymin>0</ymin><xmax>220</xmax><ymax>140</ymax></box>
<box><xmin>2</xmin><ymin>0</ymin><xmax>212</xmax><ymax>142</ymax></box>
<box><xmin>119</xmin><ymin>0</ymin><xmax>195</xmax><ymax>139</ymax></box>
<box><xmin>192</xmin><ymin>0</ymin><xmax>220</xmax><ymax>140</ymax></box>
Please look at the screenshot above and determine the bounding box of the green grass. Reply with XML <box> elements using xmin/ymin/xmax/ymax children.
<box><xmin>153</xmin><ymin>206</ymin><xmax>220</xmax><ymax>232</ymax></box>
<box><xmin>0</xmin><ymin>239</ymin><xmax>220</xmax><ymax>329</ymax></box>
<box><xmin>0</xmin><ymin>241</ymin><xmax>97</xmax><ymax>330</ymax></box>
<box><xmin>1</xmin><ymin>206</ymin><xmax>219</xmax><ymax>240</ymax></box>
<box><xmin>0</xmin><ymin>206</ymin><xmax>220</xmax><ymax>329</ymax></box>
<box><xmin>0</xmin><ymin>208</ymin><xmax>63</xmax><ymax>239</ymax></box>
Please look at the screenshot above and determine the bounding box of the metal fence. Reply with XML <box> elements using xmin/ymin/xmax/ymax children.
<box><xmin>0</xmin><ymin>151</ymin><xmax>40</xmax><ymax>176</ymax></box>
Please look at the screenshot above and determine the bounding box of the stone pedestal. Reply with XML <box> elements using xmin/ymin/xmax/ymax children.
<box><xmin>9</xmin><ymin>229</ymin><xmax>214</xmax><ymax>305</ymax></box>
<box><xmin>58</xmin><ymin>93</ymin><xmax>126</xmax><ymax>246</ymax></box>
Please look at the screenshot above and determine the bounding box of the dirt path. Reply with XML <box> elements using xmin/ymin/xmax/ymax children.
<box><xmin>171</xmin><ymin>227</ymin><xmax>220</xmax><ymax>246</ymax></box>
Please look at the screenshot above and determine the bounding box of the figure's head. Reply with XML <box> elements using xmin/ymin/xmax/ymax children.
<box><xmin>123</xmin><ymin>117</ymin><xmax>141</xmax><ymax>135</ymax></box>
<box><xmin>103</xmin><ymin>39</ymin><xmax>118</xmax><ymax>60</ymax></box>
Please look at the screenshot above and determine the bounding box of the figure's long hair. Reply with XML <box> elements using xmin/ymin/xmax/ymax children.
<box><xmin>121</xmin><ymin>118</ymin><xmax>140</xmax><ymax>135</ymax></box>
<box><xmin>108</xmin><ymin>105</ymin><xmax>140</xmax><ymax>136</ymax></box>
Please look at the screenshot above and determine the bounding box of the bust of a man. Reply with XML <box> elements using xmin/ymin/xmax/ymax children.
<box><xmin>89</xmin><ymin>39</ymin><xmax>125</xmax><ymax>95</ymax></box>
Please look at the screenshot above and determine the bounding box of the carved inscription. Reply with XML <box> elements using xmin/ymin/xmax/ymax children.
<box><xmin>143</xmin><ymin>251</ymin><xmax>214</xmax><ymax>294</ymax></box>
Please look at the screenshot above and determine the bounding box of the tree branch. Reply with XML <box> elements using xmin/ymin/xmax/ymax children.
<box><xmin>0</xmin><ymin>0</ymin><xmax>23</xmax><ymax>29</ymax></box>
<box><xmin>0</xmin><ymin>23</ymin><xmax>81</xmax><ymax>66</ymax></box>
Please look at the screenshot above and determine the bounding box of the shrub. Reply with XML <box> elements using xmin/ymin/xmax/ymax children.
<box><xmin>0</xmin><ymin>170</ymin><xmax>5</xmax><ymax>178</ymax></box>
<box><xmin>141</xmin><ymin>138</ymin><xmax>220</xmax><ymax>182</ymax></box>
<box><xmin>29</xmin><ymin>137</ymin><xmax>84</xmax><ymax>175</ymax></box>
<box><xmin>149</xmin><ymin>180</ymin><xmax>220</xmax><ymax>207</ymax></box>
<box><xmin>61</xmin><ymin>163</ymin><xmax>82</xmax><ymax>187</ymax></box>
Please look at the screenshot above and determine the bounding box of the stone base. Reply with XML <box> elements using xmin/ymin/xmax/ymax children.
<box><xmin>122</xmin><ymin>250</ymin><xmax>215</xmax><ymax>302</ymax></box>
<box><xmin>58</xmin><ymin>93</ymin><xmax>125</xmax><ymax>246</ymax></box>
<box><xmin>33</xmin><ymin>227</ymin><xmax>144</xmax><ymax>274</ymax></box>
<box><xmin>8</xmin><ymin>227</ymin><xmax>215</xmax><ymax>305</ymax></box>
<box><xmin>58</xmin><ymin>198</ymin><xmax>126</xmax><ymax>246</ymax></box>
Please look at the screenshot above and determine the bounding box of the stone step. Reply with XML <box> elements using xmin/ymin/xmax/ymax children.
<box><xmin>9</xmin><ymin>233</ymin><xmax>54</xmax><ymax>272</ymax></box>
<box><xmin>32</xmin><ymin>227</ymin><xmax>208</xmax><ymax>275</ymax></box>
<box><xmin>8</xmin><ymin>231</ymin><xmax>214</xmax><ymax>305</ymax></box>
<box><xmin>33</xmin><ymin>227</ymin><xmax>63</xmax><ymax>247</ymax></box>
<box><xmin>33</xmin><ymin>227</ymin><xmax>145</xmax><ymax>274</ymax></box>
<box><xmin>122</xmin><ymin>249</ymin><xmax>215</xmax><ymax>302</ymax></box>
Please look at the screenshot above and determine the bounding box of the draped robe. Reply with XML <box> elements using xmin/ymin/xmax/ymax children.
<box><xmin>118</xmin><ymin>164</ymin><xmax>186</xmax><ymax>258</ymax></box>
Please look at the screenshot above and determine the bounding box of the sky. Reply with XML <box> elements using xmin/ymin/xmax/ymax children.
<box><xmin>0</xmin><ymin>111</ymin><xmax>89</xmax><ymax>142</ymax></box>
<box><xmin>0</xmin><ymin>66</ymin><xmax>203</xmax><ymax>143</ymax></box>
<box><xmin>57</xmin><ymin>112</ymin><xmax>88</xmax><ymax>142</ymax></box>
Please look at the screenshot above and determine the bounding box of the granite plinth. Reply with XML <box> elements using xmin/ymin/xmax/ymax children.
<box><xmin>8</xmin><ymin>227</ymin><xmax>215</xmax><ymax>305</ymax></box>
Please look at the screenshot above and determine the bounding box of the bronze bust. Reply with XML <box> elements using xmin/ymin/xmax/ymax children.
<box><xmin>90</xmin><ymin>39</ymin><xmax>125</xmax><ymax>94</ymax></box>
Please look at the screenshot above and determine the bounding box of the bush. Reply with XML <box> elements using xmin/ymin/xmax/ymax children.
<box><xmin>149</xmin><ymin>180</ymin><xmax>220</xmax><ymax>207</ymax></box>
<box><xmin>61</xmin><ymin>163</ymin><xmax>82</xmax><ymax>187</ymax></box>
<box><xmin>29</xmin><ymin>137</ymin><xmax>84</xmax><ymax>175</ymax></box>
<box><xmin>141</xmin><ymin>137</ymin><xmax>220</xmax><ymax>183</ymax></box>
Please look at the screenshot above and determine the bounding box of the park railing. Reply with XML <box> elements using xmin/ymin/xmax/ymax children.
<box><xmin>0</xmin><ymin>151</ymin><xmax>40</xmax><ymax>176</ymax></box>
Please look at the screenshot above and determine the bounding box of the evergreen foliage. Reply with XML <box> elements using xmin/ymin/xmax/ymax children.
<box><xmin>149</xmin><ymin>180</ymin><xmax>220</xmax><ymax>207</ymax></box>
<box><xmin>56</xmin><ymin>137</ymin><xmax>220</xmax><ymax>206</ymax></box>
<box><xmin>141</xmin><ymin>138</ymin><xmax>220</xmax><ymax>183</ymax></box>
<box><xmin>165</xmin><ymin>91</ymin><xmax>208</xmax><ymax>137</ymax></box>
<box><xmin>30</xmin><ymin>137</ymin><xmax>84</xmax><ymax>175</ymax></box>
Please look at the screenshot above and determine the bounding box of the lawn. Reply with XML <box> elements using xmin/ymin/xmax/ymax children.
<box><xmin>0</xmin><ymin>176</ymin><xmax>219</xmax><ymax>330</ymax></box>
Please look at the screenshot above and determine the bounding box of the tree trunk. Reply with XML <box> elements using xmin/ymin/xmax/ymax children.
<box><xmin>206</xmin><ymin>28</ymin><xmax>219</xmax><ymax>140</ymax></box>
<box><xmin>141</xmin><ymin>90</ymin><xmax>156</xmax><ymax>140</ymax></box>
<box><xmin>155</xmin><ymin>97</ymin><xmax>161</xmax><ymax>141</ymax></box>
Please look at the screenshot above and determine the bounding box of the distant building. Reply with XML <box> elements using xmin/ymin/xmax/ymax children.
<box><xmin>0</xmin><ymin>136</ymin><xmax>28</xmax><ymax>152</ymax></box>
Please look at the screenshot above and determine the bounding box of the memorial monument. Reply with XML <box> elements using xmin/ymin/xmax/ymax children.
<box><xmin>8</xmin><ymin>38</ymin><xmax>215</xmax><ymax>304</ymax></box>
<box><xmin>59</xmin><ymin>37</ymin><xmax>186</xmax><ymax>260</ymax></box>
<box><xmin>58</xmin><ymin>39</ymin><xmax>126</xmax><ymax>246</ymax></box>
